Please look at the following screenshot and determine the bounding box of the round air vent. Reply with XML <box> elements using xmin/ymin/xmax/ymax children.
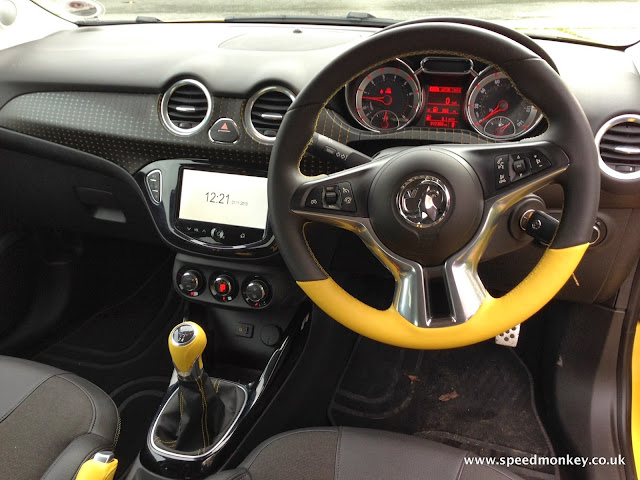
<box><xmin>160</xmin><ymin>79</ymin><xmax>212</xmax><ymax>136</ymax></box>
<box><xmin>596</xmin><ymin>114</ymin><xmax>640</xmax><ymax>180</ymax></box>
<box><xmin>245</xmin><ymin>86</ymin><xmax>295</xmax><ymax>144</ymax></box>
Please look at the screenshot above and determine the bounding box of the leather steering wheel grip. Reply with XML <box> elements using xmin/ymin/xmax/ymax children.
<box><xmin>269</xmin><ymin>21</ymin><xmax>599</xmax><ymax>349</ymax></box>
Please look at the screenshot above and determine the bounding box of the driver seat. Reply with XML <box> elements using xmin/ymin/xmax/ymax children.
<box><xmin>207</xmin><ymin>427</ymin><xmax>524</xmax><ymax>480</ymax></box>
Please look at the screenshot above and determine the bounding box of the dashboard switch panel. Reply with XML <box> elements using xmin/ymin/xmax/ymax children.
<box><xmin>145</xmin><ymin>169</ymin><xmax>162</xmax><ymax>204</ymax></box>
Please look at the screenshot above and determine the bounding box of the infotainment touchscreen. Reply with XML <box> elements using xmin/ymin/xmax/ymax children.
<box><xmin>177</xmin><ymin>170</ymin><xmax>268</xmax><ymax>245</ymax></box>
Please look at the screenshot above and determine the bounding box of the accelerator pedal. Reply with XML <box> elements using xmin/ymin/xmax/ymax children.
<box><xmin>495</xmin><ymin>324</ymin><xmax>521</xmax><ymax>348</ymax></box>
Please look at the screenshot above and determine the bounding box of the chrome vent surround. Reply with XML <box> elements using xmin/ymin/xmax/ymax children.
<box><xmin>160</xmin><ymin>79</ymin><xmax>212</xmax><ymax>136</ymax></box>
<box><xmin>596</xmin><ymin>114</ymin><xmax>640</xmax><ymax>180</ymax></box>
<box><xmin>245</xmin><ymin>86</ymin><xmax>295</xmax><ymax>144</ymax></box>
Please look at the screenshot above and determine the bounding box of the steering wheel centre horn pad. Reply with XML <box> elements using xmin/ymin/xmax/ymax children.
<box><xmin>370</xmin><ymin>148</ymin><xmax>483</xmax><ymax>267</ymax></box>
<box><xmin>269</xmin><ymin>20</ymin><xmax>600</xmax><ymax>349</ymax></box>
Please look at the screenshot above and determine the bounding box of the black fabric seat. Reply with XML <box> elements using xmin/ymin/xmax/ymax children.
<box><xmin>209</xmin><ymin>427</ymin><xmax>523</xmax><ymax>480</ymax></box>
<box><xmin>0</xmin><ymin>356</ymin><xmax>119</xmax><ymax>480</ymax></box>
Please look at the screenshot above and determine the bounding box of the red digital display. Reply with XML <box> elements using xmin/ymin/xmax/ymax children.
<box><xmin>425</xmin><ymin>85</ymin><xmax>462</xmax><ymax>128</ymax></box>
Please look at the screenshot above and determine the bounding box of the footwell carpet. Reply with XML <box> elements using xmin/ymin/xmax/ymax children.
<box><xmin>329</xmin><ymin>339</ymin><xmax>557</xmax><ymax>479</ymax></box>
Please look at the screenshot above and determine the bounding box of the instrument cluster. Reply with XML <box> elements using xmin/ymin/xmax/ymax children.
<box><xmin>344</xmin><ymin>56</ymin><xmax>544</xmax><ymax>141</ymax></box>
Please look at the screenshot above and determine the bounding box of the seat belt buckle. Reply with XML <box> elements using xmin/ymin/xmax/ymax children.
<box><xmin>75</xmin><ymin>451</ymin><xmax>118</xmax><ymax>480</ymax></box>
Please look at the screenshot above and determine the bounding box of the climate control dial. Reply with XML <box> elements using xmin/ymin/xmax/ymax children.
<box><xmin>242</xmin><ymin>277</ymin><xmax>271</xmax><ymax>308</ymax></box>
<box><xmin>177</xmin><ymin>269</ymin><xmax>204</xmax><ymax>297</ymax></box>
<box><xmin>210</xmin><ymin>273</ymin><xmax>236</xmax><ymax>303</ymax></box>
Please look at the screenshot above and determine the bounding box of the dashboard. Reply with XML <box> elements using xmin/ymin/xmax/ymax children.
<box><xmin>0</xmin><ymin>21</ymin><xmax>640</xmax><ymax>307</ymax></box>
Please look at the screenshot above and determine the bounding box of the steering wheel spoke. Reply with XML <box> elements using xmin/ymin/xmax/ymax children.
<box><xmin>351</xmin><ymin>221</ymin><xmax>488</xmax><ymax>327</ymax></box>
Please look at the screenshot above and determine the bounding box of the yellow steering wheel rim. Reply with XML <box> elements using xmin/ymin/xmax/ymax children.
<box><xmin>298</xmin><ymin>244</ymin><xmax>588</xmax><ymax>350</ymax></box>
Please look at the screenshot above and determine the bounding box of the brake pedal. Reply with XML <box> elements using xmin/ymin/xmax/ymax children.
<box><xmin>495</xmin><ymin>324</ymin><xmax>520</xmax><ymax>347</ymax></box>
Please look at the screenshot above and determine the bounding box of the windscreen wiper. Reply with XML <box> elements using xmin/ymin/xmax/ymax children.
<box><xmin>224</xmin><ymin>12</ymin><xmax>396</xmax><ymax>28</ymax></box>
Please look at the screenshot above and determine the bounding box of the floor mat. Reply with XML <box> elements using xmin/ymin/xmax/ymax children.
<box><xmin>329</xmin><ymin>338</ymin><xmax>557</xmax><ymax>479</ymax></box>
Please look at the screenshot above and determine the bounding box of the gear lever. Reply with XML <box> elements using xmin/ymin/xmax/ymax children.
<box><xmin>156</xmin><ymin>322</ymin><xmax>226</xmax><ymax>453</ymax></box>
<box><xmin>168</xmin><ymin>321</ymin><xmax>207</xmax><ymax>378</ymax></box>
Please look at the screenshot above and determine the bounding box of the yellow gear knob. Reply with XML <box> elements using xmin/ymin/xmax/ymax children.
<box><xmin>168</xmin><ymin>322</ymin><xmax>207</xmax><ymax>375</ymax></box>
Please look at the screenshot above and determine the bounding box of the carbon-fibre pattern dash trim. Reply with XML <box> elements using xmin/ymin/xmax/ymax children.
<box><xmin>0</xmin><ymin>92</ymin><xmax>494</xmax><ymax>176</ymax></box>
<box><xmin>0</xmin><ymin>92</ymin><xmax>277</xmax><ymax>174</ymax></box>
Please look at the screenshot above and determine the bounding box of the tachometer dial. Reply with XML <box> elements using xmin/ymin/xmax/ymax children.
<box><xmin>352</xmin><ymin>63</ymin><xmax>421</xmax><ymax>132</ymax></box>
<box><xmin>466</xmin><ymin>68</ymin><xmax>542</xmax><ymax>140</ymax></box>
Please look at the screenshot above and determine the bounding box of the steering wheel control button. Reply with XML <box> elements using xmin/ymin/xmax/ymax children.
<box><xmin>177</xmin><ymin>269</ymin><xmax>204</xmax><ymax>297</ymax></box>
<box><xmin>494</xmin><ymin>154</ymin><xmax>509</xmax><ymax>188</ymax></box>
<box><xmin>495</xmin><ymin>151</ymin><xmax>551</xmax><ymax>189</ymax></box>
<box><xmin>145</xmin><ymin>169</ymin><xmax>162</xmax><ymax>204</ymax></box>
<box><xmin>397</xmin><ymin>175</ymin><xmax>450</xmax><ymax>228</ymax></box>
<box><xmin>210</xmin><ymin>273</ymin><xmax>236</xmax><ymax>302</ymax></box>
<box><xmin>305</xmin><ymin>187</ymin><xmax>323</xmax><ymax>208</ymax></box>
<box><xmin>509</xmin><ymin>153</ymin><xmax>531</xmax><ymax>181</ymax></box>
<box><xmin>512</xmin><ymin>158</ymin><xmax>528</xmax><ymax>175</ymax></box>
<box><xmin>324</xmin><ymin>186</ymin><xmax>338</xmax><ymax>205</ymax></box>
<box><xmin>527</xmin><ymin>151</ymin><xmax>551</xmax><ymax>171</ymax></box>
<box><xmin>305</xmin><ymin>182</ymin><xmax>357</xmax><ymax>212</ymax></box>
<box><xmin>337</xmin><ymin>182</ymin><xmax>357</xmax><ymax>212</ymax></box>
<box><xmin>208</xmin><ymin>118</ymin><xmax>239</xmax><ymax>143</ymax></box>
<box><xmin>242</xmin><ymin>277</ymin><xmax>272</xmax><ymax>308</ymax></box>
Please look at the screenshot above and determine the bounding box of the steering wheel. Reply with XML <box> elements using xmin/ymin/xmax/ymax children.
<box><xmin>268</xmin><ymin>21</ymin><xmax>600</xmax><ymax>349</ymax></box>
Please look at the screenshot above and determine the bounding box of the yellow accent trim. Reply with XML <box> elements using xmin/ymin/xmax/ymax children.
<box><xmin>168</xmin><ymin>322</ymin><xmax>207</xmax><ymax>374</ymax></box>
<box><xmin>297</xmin><ymin>244</ymin><xmax>588</xmax><ymax>349</ymax></box>
<box><xmin>632</xmin><ymin>324</ymin><xmax>640</xmax><ymax>476</ymax></box>
<box><xmin>75</xmin><ymin>459</ymin><xmax>118</xmax><ymax>480</ymax></box>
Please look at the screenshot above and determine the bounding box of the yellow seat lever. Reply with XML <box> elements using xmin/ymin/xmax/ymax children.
<box><xmin>76</xmin><ymin>452</ymin><xmax>118</xmax><ymax>480</ymax></box>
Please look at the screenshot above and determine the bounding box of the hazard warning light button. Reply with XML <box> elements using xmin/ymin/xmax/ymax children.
<box><xmin>208</xmin><ymin>118</ymin><xmax>240</xmax><ymax>143</ymax></box>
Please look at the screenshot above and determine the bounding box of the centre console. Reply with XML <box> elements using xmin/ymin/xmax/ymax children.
<box><xmin>130</xmin><ymin>160</ymin><xmax>309</xmax><ymax>479</ymax></box>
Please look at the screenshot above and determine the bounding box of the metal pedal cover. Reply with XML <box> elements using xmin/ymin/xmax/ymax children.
<box><xmin>495</xmin><ymin>324</ymin><xmax>520</xmax><ymax>347</ymax></box>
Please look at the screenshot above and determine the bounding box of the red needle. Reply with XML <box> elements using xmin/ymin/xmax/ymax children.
<box><xmin>478</xmin><ymin>100</ymin><xmax>509</xmax><ymax>124</ymax></box>
<box><xmin>495</xmin><ymin>123</ymin><xmax>511</xmax><ymax>136</ymax></box>
<box><xmin>362</xmin><ymin>95</ymin><xmax>393</xmax><ymax>106</ymax></box>
<box><xmin>382</xmin><ymin>111</ymin><xmax>389</xmax><ymax>129</ymax></box>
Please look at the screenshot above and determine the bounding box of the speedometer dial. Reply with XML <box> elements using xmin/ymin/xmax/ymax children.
<box><xmin>353</xmin><ymin>62</ymin><xmax>421</xmax><ymax>132</ymax></box>
<box><xmin>465</xmin><ymin>68</ymin><xmax>542</xmax><ymax>140</ymax></box>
